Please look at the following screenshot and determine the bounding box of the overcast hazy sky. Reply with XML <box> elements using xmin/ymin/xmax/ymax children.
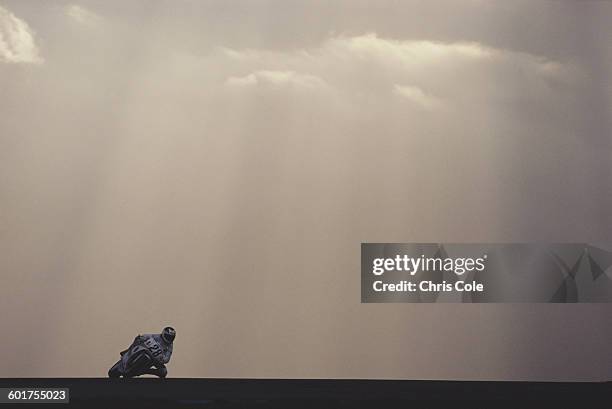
<box><xmin>1</xmin><ymin>1</ymin><xmax>611</xmax><ymax>379</ymax></box>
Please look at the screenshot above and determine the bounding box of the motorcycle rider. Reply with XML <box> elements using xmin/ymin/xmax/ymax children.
<box><xmin>108</xmin><ymin>326</ymin><xmax>176</xmax><ymax>378</ymax></box>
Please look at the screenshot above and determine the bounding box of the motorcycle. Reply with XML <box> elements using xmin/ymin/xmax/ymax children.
<box><xmin>108</xmin><ymin>338</ymin><xmax>158</xmax><ymax>378</ymax></box>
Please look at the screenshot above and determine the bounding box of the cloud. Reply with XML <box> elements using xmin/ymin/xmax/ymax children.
<box><xmin>217</xmin><ymin>33</ymin><xmax>574</xmax><ymax>111</ymax></box>
<box><xmin>226</xmin><ymin>70</ymin><xmax>326</xmax><ymax>89</ymax></box>
<box><xmin>66</xmin><ymin>5</ymin><xmax>101</xmax><ymax>27</ymax></box>
<box><xmin>0</xmin><ymin>5</ymin><xmax>42</xmax><ymax>63</ymax></box>
<box><xmin>324</xmin><ymin>33</ymin><xmax>493</xmax><ymax>63</ymax></box>
<box><xmin>393</xmin><ymin>85</ymin><xmax>442</xmax><ymax>110</ymax></box>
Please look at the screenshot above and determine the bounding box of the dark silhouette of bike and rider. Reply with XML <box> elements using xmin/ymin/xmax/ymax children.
<box><xmin>108</xmin><ymin>327</ymin><xmax>175</xmax><ymax>378</ymax></box>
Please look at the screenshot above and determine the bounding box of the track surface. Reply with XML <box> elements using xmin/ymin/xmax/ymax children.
<box><xmin>0</xmin><ymin>378</ymin><xmax>610</xmax><ymax>408</ymax></box>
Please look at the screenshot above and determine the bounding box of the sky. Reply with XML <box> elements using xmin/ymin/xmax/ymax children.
<box><xmin>1</xmin><ymin>1</ymin><xmax>611</xmax><ymax>379</ymax></box>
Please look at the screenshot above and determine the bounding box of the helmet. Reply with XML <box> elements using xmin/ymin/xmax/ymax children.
<box><xmin>161</xmin><ymin>326</ymin><xmax>176</xmax><ymax>344</ymax></box>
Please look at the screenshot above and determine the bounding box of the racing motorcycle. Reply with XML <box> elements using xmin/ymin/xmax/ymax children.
<box><xmin>108</xmin><ymin>336</ymin><xmax>162</xmax><ymax>378</ymax></box>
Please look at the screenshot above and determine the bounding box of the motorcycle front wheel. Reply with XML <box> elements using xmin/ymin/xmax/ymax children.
<box><xmin>108</xmin><ymin>361</ymin><xmax>123</xmax><ymax>378</ymax></box>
